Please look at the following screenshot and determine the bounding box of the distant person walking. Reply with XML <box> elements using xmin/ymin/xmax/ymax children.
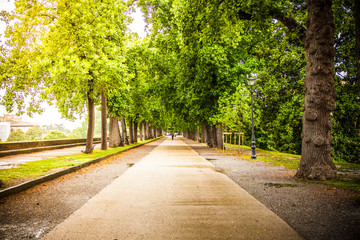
<box><xmin>171</xmin><ymin>132</ymin><xmax>174</xmax><ymax>140</ymax></box>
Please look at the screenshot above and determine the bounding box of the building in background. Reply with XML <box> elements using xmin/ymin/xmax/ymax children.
<box><xmin>0</xmin><ymin>122</ymin><xmax>10</xmax><ymax>142</ymax></box>
<box><xmin>0</xmin><ymin>114</ymin><xmax>34</xmax><ymax>141</ymax></box>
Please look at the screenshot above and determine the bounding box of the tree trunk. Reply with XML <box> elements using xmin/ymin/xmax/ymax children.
<box><xmin>205</xmin><ymin>123</ymin><xmax>216</xmax><ymax>148</ymax></box>
<box><xmin>215</xmin><ymin>123</ymin><xmax>223</xmax><ymax>150</ymax></box>
<box><xmin>296</xmin><ymin>0</ymin><xmax>337</xmax><ymax>180</ymax></box>
<box><xmin>109</xmin><ymin>115</ymin><xmax>121</xmax><ymax>148</ymax></box>
<box><xmin>212</xmin><ymin>125</ymin><xmax>218</xmax><ymax>147</ymax></box>
<box><xmin>128</xmin><ymin>117</ymin><xmax>133</xmax><ymax>144</ymax></box>
<box><xmin>150</xmin><ymin>126</ymin><xmax>154</xmax><ymax>139</ymax></box>
<box><xmin>145</xmin><ymin>122</ymin><xmax>149</xmax><ymax>140</ymax></box>
<box><xmin>139</xmin><ymin>121</ymin><xmax>144</xmax><ymax>141</ymax></box>
<box><xmin>133</xmin><ymin>120</ymin><xmax>138</xmax><ymax>143</ymax></box>
<box><xmin>194</xmin><ymin>128</ymin><xmax>199</xmax><ymax>142</ymax></box>
<box><xmin>120</xmin><ymin>117</ymin><xmax>129</xmax><ymax>145</ymax></box>
<box><xmin>85</xmin><ymin>96</ymin><xmax>95</xmax><ymax>154</ymax></box>
<box><xmin>355</xmin><ymin>0</ymin><xmax>360</xmax><ymax>90</ymax></box>
<box><xmin>153</xmin><ymin>127</ymin><xmax>157</xmax><ymax>138</ymax></box>
<box><xmin>101</xmin><ymin>90</ymin><xmax>107</xmax><ymax>151</ymax></box>
<box><xmin>201</xmin><ymin>122</ymin><xmax>207</xmax><ymax>143</ymax></box>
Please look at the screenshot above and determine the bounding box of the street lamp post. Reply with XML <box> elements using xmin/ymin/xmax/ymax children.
<box><xmin>248</xmin><ymin>75</ymin><xmax>256</xmax><ymax>159</ymax></box>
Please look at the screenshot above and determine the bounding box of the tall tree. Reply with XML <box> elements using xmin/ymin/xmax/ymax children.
<box><xmin>0</xmin><ymin>0</ymin><xmax>129</xmax><ymax>153</ymax></box>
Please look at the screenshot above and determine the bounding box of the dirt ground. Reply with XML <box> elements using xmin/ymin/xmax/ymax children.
<box><xmin>0</xmin><ymin>137</ymin><xmax>359</xmax><ymax>240</ymax></box>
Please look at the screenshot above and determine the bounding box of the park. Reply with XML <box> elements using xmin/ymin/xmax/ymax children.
<box><xmin>0</xmin><ymin>0</ymin><xmax>359</xmax><ymax>239</ymax></box>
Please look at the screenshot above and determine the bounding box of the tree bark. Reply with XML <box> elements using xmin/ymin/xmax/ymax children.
<box><xmin>194</xmin><ymin>128</ymin><xmax>199</xmax><ymax>142</ymax></box>
<box><xmin>205</xmin><ymin>123</ymin><xmax>216</xmax><ymax>148</ymax></box>
<box><xmin>85</xmin><ymin>96</ymin><xmax>95</xmax><ymax>154</ymax></box>
<box><xmin>101</xmin><ymin>90</ymin><xmax>107</xmax><ymax>151</ymax></box>
<box><xmin>109</xmin><ymin>115</ymin><xmax>121</xmax><ymax>148</ymax></box>
<box><xmin>201</xmin><ymin>122</ymin><xmax>207</xmax><ymax>143</ymax></box>
<box><xmin>295</xmin><ymin>0</ymin><xmax>337</xmax><ymax>180</ymax></box>
<box><xmin>128</xmin><ymin>117</ymin><xmax>133</xmax><ymax>144</ymax></box>
<box><xmin>215</xmin><ymin>123</ymin><xmax>223</xmax><ymax>150</ymax></box>
<box><xmin>145</xmin><ymin>122</ymin><xmax>150</xmax><ymax>140</ymax></box>
<box><xmin>150</xmin><ymin>126</ymin><xmax>153</xmax><ymax>138</ymax></box>
<box><xmin>120</xmin><ymin>117</ymin><xmax>129</xmax><ymax>145</ymax></box>
<box><xmin>139</xmin><ymin>121</ymin><xmax>144</xmax><ymax>141</ymax></box>
<box><xmin>133</xmin><ymin>120</ymin><xmax>138</xmax><ymax>143</ymax></box>
<box><xmin>212</xmin><ymin>125</ymin><xmax>217</xmax><ymax>147</ymax></box>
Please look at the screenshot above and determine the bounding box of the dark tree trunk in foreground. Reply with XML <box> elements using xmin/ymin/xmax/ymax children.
<box><xmin>296</xmin><ymin>0</ymin><xmax>337</xmax><ymax>180</ymax></box>
<box><xmin>201</xmin><ymin>122</ymin><xmax>207</xmax><ymax>143</ymax></box>
<box><xmin>120</xmin><ymin>117</ymin><xmax>129</xmax><ymax>145</ymax></box>
<box><xmin>85</xmin><ymin>96</ymin><xmax>95</xmax><ymax>154</ymax></box>
<box><xmin>109</xmin><ymin>115</ymin><xmax>122</xmax><ymax>148</ymax></box>
<box><xmin>128</xmin><ymin>117</ymin><xmax>133</xmax><ymax>144</ymax></box>
<box><xmin>101</xmin><ymin>90</ymin><xmax>107</xmax><ymax>151</ymax></box>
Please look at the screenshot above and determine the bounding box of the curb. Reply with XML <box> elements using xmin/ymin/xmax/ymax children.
<box><xmin>0</xmin><ymin>137</ymin><xmax>163</xmax><ymax>199</ymax></box>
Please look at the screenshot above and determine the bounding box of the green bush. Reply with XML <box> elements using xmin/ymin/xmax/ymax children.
<box><xmin>43</xmin><ymin>130</ymin><xmax>68</xmax><ymax>140</ymax></box>
<box><xmin>25</xmin><ymin>126</ymin><xmax>43</xmax><ymax>141</ymax></box>
<box><xmin>7</xmin><ymin>129</ymin><xmax>29</xmax><ymax>142</ymax></box>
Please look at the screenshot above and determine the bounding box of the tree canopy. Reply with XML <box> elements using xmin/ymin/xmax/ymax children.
<box><xmin>0</xmin><ymin>0</ymin><xmax>358</xmax><ymax>180</ymax></box>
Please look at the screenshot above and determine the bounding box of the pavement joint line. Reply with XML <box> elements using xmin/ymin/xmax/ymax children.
<box><xmin>0</xmin><ymin>137</ymin><xmax>163</xmax><ymax>199</ymax></box>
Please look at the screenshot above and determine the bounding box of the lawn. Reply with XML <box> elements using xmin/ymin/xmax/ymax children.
<box><xmin>222</xmin><ymin>143</ymin><xmax>360</xmax><ymax>192</ymax></box>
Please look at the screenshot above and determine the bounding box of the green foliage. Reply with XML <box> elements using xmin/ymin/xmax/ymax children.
<box><xmin>25</xmin><ymin>126</ymin><xmax>43</xmax><ymax>141</ymax></box>
<box><xmin>1</xmin><ymin>0</ymin><xmax>358</xmax><ymax>165</ymax></box>
<box><xmin>43</xmin><ymin>130</ymin><xmax>68</xmax><ymax>140</ymax></box>
<box><xmin>6</xmin><ymin>129</ymin><xmax>28</xmax><ymax>142</ymax></box>
<box><xmin>331</xmin><ymin>0</ymin><xmax>360</xmax><ymax>163</ymax></box>
<box><xmin>68</xmin><ymin>126</ymin><xmax>87</xmax><ymax>139</ymax></box>
<box><xmin>42</xmin><ymin>124</ymin><xmax>70</xmax><ymax>134</ymax></box>
<box><xmin>332</xmin><ymin>82</ymin><xmax>360</xmax><ymax>163</ymax></box>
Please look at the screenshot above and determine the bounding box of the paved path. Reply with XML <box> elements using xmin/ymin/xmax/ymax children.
<box><xmin>0</xmin><ymin>144</ymin><xmax>101</xmax><ymax>169</ymax></box>
<box><xmin>42</xmin><ymin>137</ymin><xmax>303</xmax><ymax>240</ymax></box>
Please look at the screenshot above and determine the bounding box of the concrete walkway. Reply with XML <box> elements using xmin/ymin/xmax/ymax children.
<box><xmin>0</xmin><ymin>144</ymin><xmax>101</xmax><ymax>169</ymax></box>
<box><xmin>42</xmin><ymin>137</ymin><xmax>303</xmax><ymax>240</ymax></box>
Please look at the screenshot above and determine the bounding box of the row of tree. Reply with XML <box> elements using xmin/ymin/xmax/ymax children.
<box><xmin>0</xmin><ymin>0</ymin><xmax>359</xmax><ymax>181</ymax></box>
<box><xmin>0</xmin><ymin>0</ymin><xmax>167</xmax><ymax>153</ymax></box>
<box><xmin>134</xmin><ymin>0</ymin><xmax>359</xmax><ymax>181</ymax></box>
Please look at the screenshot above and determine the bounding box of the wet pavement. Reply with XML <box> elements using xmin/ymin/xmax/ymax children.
<box><xmin>0</xmin><ymin>144</ymin><xmax>101</xmax><ymax>169</ymax></box>
<box><xmin>42</xmin><ymin>137</ymin><xmax>303</xmax><ymax>240</ymax></box>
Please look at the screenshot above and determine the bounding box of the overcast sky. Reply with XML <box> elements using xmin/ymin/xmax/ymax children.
<box><xmin>0</xmin><ymin>1</ymin><xmax>146</xmax><ymax>130</ymax></box>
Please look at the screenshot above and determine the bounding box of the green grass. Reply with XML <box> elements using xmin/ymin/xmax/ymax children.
<box><xmin>223</xmin><ymin>143</ymin><xmax>360</xmax><ymax>192</ymax></box>
<box><xmin>224</xmin><ymin>144</ymin><xmax>301</xmax><ymax>169</ymax></box>
<box><xmin>0</xmin><ymin>138</ymin><xmax>160</xmax><ymax>187</ymax></box>
<box><xmin>322</xmin><ymin>179</ymin><xmax>360</xmax><ymax>192</ymax></box>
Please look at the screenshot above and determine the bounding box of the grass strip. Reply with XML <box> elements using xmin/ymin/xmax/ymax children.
<box><xmin>223</xmin><ymin>143</ymin><xmax>360</xmax><ymax>192</ymax></box>
<box><xmin>0</xmin><ymin>138</ymin><xmax>160</xmax><ymax>187</ymax></box>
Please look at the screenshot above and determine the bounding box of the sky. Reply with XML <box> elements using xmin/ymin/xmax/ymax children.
<box><xmin>0</xmin><ymin>1</ymin><xmax>146</xmax><ymax>130</ymax></box>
